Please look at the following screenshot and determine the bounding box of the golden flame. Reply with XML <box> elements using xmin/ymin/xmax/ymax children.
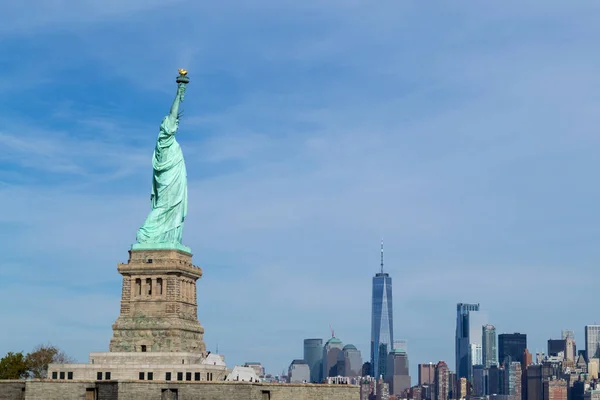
<box><xmin>178</xmin><ymin>69</ymin><xmax>188</xmax><ymax>76</ymax></box>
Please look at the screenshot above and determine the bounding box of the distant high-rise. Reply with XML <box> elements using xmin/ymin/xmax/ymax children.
<box><xmin>447</xmin><ymin>372</ymin><xmax>457</xmax><ymax>399</ymax></box>
<box><xmin>418</xmin><ymin>363</ymin><xmax>436</xmax><ymax>386</ymax></box>
<box><xmin>547</xmin><ymin>339</ymin><xmax>567</xmax><ymax>359</ymax></box>
<box><xmin>565</xmin><ymin>337</ymin><xmax>576</xmax><ymax>362</ymax></box>
<box><xmin>522</xmin><ymin>349</ymin><xmax>532</xmax><ymax>400</ymax></box>
<box><xmin>340</xmin><ymin>344</ymin><xmax>363</xmax><ymax>377</ymax></box>
<box><xmin>371</xmin><ymin>242</ymin><xmax>394</xmax><ymax>379</ymax></box>
<box><xmin>472</xmin><ymin>365</ymin><xmax>486</xmax><ymax>396</ymax></box>
<box><xmin>526</xmin><ymin>364</ymin><xmax>543</xmax><ymax>400</ymax></box>
<box><xmin>303</xmin><ymin>338</ymin><xmax>323</xmax><ymax>383</ymax></box>
<box><xmin>498</xmin><ymin>333</ymin><xmax>527</xmax><ymax>366</ymax></box>
<box><xmin>322</xmin><ymin>336</ymin><xmax>344</xmax><ymax>378</ymax></box>
<box><xmin>455</xmin><ymin>303</ymin><xmax>487</xmax><ymax>381</ymax></box>
<box><xmin>482</xmin><ymin>324</ymin><xmax>497</xmax><ymax>368</ymax></box>
<box><xmin>385</xmin><ymin>350</ymin><xmax>410</xmax><ymax>395</ymax></box>
<box><xmin>488</xmin><ymin>364</ymin><xmax>501</xmax><ymax>395</ymax></box>
<box><xmin>288</xmin><ymin>359</ymin><xmax>310</xmax><ymax>383</ymax></box>
<box><xmin>562</xmin><ymin>330</ymin><xmax>575</xmax><ymax>340</ymax></box>
<box><xmin>434</xmin><ymin>361</ymin><xmax>449</xmax><ymax>400</ymax></box>
<box><xmin>504</xmin><ymin>361</ymin><xmax>522</xmax><ymax>400</ymax></box>
<box><xmin>394</xmin><ymin>340</ymin><xmax>407</xmax><ymax>353</ymax></box>
<box><xmin>585</xmin><ymin>325</ymin><xmax>600</xmax><ymax>362</ymax></box>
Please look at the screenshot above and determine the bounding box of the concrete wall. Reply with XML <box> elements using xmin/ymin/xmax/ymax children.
<box><xmin>23</xmin><ymin>381</ymin><xmax>97</xmax><ymax>400</ymax></box>
<box><xmin>0</xmin><ymin>381</ymin><xmax>24</xmax><ymax>400</ymax></box>
<box><xmin>0</xmin><ymin>380</ymin><xmax>359</xmax><ymax>400</ymax></box>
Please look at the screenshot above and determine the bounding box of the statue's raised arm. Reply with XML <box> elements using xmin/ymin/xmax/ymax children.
<box><xmin>132</xmin><ymin>70</ymin><xmax>191</xmax><ymax>254</ymax></box>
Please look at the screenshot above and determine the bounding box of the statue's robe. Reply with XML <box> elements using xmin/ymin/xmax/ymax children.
<box><xmin>136</xmin><ymin>114</ymin><xmax>188</xmax><ymax>245</ymax></box>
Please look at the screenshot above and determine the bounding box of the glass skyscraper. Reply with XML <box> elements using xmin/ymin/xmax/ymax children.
<box><xmin>303</xmin><ymin>338</ymin><xmax>323</xmax><ymax>383</ymax></box>
<box><xmin>482</xmin><ymin>324</ymin><xmax>497</xmax><ymax>368</ymax></box>
<box><xmin>498</xmin><ymin>333</ymin><xmax>527</xmax><ymax>366</ymax></box>
<box><xmin>371</xmin><ymin>243</ymin><xmax>393</xmax><ymax>379</ymax></box>
<box><xmin>455</xmin><ymin>303</ymin><xmax>487</xmax><ymax>382</ymax></box>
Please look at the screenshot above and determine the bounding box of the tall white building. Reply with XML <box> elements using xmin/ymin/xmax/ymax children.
<box><xmin>471</xmin><ymin>344</ymin><xmax>483</xmax><ymax>366</ymax></box>
<box><xmin>586</xmin><ymin>325</ymin><xmax>600</xmax><ymax>361</ymax></box>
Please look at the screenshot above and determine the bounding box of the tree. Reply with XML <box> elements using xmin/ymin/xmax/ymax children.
<box><xmin>26</xmin><ymin>344</ymin><xmax>75</xmax><ymax>379</ymax></box>
<box><xmin>0</xmin><ymin>352</ymin><xmax>29</xmax><ymax>379</ymax></box>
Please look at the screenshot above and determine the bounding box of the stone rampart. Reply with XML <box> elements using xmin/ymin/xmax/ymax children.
<box><xmin>0</xmin><ymin>380</ymin><xmax>359</xmax><ymax>400</ymax></box>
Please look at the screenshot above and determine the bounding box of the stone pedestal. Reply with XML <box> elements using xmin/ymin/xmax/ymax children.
<box><xmin>109</xmin><ymin>249</ymin><xmax>206</xmax><ymax>354</ymax></box>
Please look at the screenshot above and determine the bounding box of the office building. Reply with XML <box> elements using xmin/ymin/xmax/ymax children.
<box><xmin>585</xmin><ymin>325</ymin><xmax>600</xmax><ymax>362</ymax></box>
<box><xmin>435</xmin><ymin>361</ymin><xmax>449</xmax><ymax>400</ymax></box>
<box><xmin>483</xmin><ymin>324</ymin><xmax>498</xmax><ymax>368</ymax></box>
<box><xmin>371</xmin><ymin>242</ymin><xmax>394</xmax><ymax>379</ymax></box>
<box><xmin>562</xmin><ymin>330</ymin><xmax>575</xmax><ymax>340</ymax></box>
<box><xmin>394</xmin><ymin>340</ymin><xmax>407</xmax><ymax>353</ymax></box>
<box><xmin>455</xmin><ymin>303</ymin><xmax>487</xmax><ymax>381</ymax></box>
<box><xmin>386</xmin><ymin>349</ymin><xmax>410</xmax><ymax>395</ymax></box>
<box><xmin>565</xmin><ymin>336</ymin><xmax>576</xmax><ymax>362</ymax></box>
<box><xmin>548</xmin><ymin>339</ymin><xmax>567</xmax><ymax>359</ymax></box>
<box><xmin>527</xmin><ymin>364</ymin><xmax>543</xmax><ymax>400</ymax></box>
<box><xmin>498</xmin><ymin>333</ymin><xmax>527</xmax><ymax>366</ymax></box>
<box><xmin>543</xmin><ymin>379</ymin><xmax>567</xmax><ymax>400</ymax></box>
<box><xmin>448</xmin><ymin>371</ymin><xmax>456</xmax><ymax>400</ymax></box>
<box><xmin>419</xmin><ymin>363</ymin><xmax>436</xmax><ymax>386</ymax></box>
<box><xmin>322</xmin><ymin>336</ymin><xmax>344</xmax><ymax>378</ymax></box>
<box><xmin>341</xmin><ymin>344</ymin><xmax>363</xmax><ymax>377</ymax></box>
<box><xmin>303</xmin><ymin>338</ymin><xmax>323</xmax><ymax>383</ymax></box>
<box><xmin>288</xmin><ymin>359</ymin><xmax>310</xmax><ymax>383</ymax></box>
<box><xmin>504</xmin><ymin>361</ymin><xmax>522</xmax><ymax>400</ymax></box>
<box><xmin>488</xmin><ymin>364</ymin><xmax>501</xmax><ymax>395</ymax></box>
<box><xmin>472</xmin><ymin>365</ymin><xmax>486</xmax><ymax>396</ymax></box>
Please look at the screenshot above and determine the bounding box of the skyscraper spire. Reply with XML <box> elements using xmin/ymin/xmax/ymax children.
<box><xmin>380</xmin><ymin>239</ymin><xmax>384</xmax><ymax>274</ymax></box>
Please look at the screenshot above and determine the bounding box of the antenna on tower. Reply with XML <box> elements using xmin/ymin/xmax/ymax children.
<box><xmin>380</xmin><ymin>239</ymin><xmax>384</xmax><ymax>274</ymax></box>
<box><xmin>329</xmin><ymin>324</ymin><xmax>335</xmax><ymax>338</ymax></box>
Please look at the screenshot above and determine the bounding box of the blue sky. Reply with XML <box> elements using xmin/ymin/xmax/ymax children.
<box><xmin>2</xmin><ymin>0</ymin><xmax>600</xmax><ymax>380</ymax></box>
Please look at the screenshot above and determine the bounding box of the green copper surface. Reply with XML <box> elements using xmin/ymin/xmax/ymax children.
<box><xmin>133</xmin><ymin>72</ymin><xmax>190</xmax><ymax>252</ymax></box>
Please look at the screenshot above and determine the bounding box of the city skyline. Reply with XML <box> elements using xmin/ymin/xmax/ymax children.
<box><xmin>2</xmin><ymin>0</ymin><xmax>600</xmax><ymax>380</ymax></box>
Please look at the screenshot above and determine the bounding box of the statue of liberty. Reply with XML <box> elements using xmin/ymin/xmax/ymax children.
<box><xmin>133</xmin><ymin>69</ymin><xmax>191</xmax><ymax>253</ymax></box>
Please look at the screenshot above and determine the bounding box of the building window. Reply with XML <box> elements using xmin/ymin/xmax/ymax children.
<box><xmin>52</xmin><ymin>371</ymin><xmax>57</xmax><ymax>379</ymax></box>
<box><xmin>177</xmin><ymin>372</ymin><xmax>183</xmax><ymax>381</ymax></box>
<box><xmin>262</xmin><ymin>390</ymin><xmax>271</xmax><ymax>400</ymax></box>
<box><xmin>139</xmin><ymin>372</ymin><xmax>145</xmax><ymax>380</ymax></box>
<box><xmin>165</xmin><ymin>372</ymin><xmax>171</xmax><ymax>381</ymax></box>
<box><xmin>141</xmin><ymin>345</ymin><xmax>147</xmax><ymax>352</ymax></box>
<box><xmin>97</xmin><ymin>371</ymin><xmax>102</xmax><ymax>380</ymax></box>
<box><xmin>136</xmin><ymin>278</ymin><xmax>141</xmax><ymax>296</ymax></box>
<box><xmin>146</xmin><ymin>278</ymin><xmax>152</xmax><ymax>296</ymax></box>
<box><xmin>186</xmin><ymin>372</ymin><xmax>192</xmax><ymax>381</ymax></box>
<box><xmin>105</xmin><ymin>372</ymin><xmax>111</xmax><ymax>380</ymax></box>
<box><xmin>194</xmin><ymin>372</ymin><xmax>200</xmax><ymax>381</ymax></box>
<box><xmin>67</xmin><ymin>372</ymin><xmax>73</xmax><ymax>380</ymax></box>
<box><xmin>59</xmin><ymin>371</ymin><xmax>65</xmax><ymax>379</ymax></box>
<box><xmin>148</xmin><ymin>372</ymin><xmax>154</xmax><ymax>381</ymax></box>
<box><xmin>157</xmin><ymin>278</ymin><xmax>163</xmax><ymax>295</ymax></box>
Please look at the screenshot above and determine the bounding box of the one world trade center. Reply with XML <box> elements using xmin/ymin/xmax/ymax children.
<box><xmin>371</xmin><ymin>242</ymin><xmax>394</xmax><ymax>379</ymax></box>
